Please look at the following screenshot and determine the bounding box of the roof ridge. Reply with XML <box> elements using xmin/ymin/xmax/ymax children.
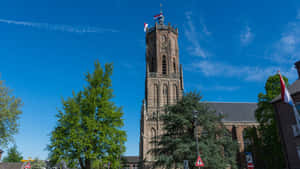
<box><xmin>204</xmin><ymin>101</ymin><xmax>257</xmax><ymax>104</ymax></box>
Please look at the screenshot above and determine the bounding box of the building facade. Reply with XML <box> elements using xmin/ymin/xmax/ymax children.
<box><xmin>272</xmin><ymin>60</ymin><xmax>300</xmax><ymax>169</ymax></box>
<box><xmin>122</xmin><ymin>156</ymin><xmax>139</xmax><ymax>169</ymax></box>
<box><xmin>138</xmin><ymin>15</ymin><xmax>259</xmax><ymax>169</ymax></box>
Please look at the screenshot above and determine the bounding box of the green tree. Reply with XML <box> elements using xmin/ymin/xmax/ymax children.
<box><xmin>31</xmin><ymin>158</ymin><xmax>46</xmax><ymax>169</ymax></box>
<box><xmin>2</xmin><ymin>144</ymin><xmax>23</xmax><ymax>162</ymax></box>
<box><xmin>0</xmin><ymin>79</ymin><xmax>22</xmax><ymax>147</ymax></box>
<box><xmin>150</xmin><ymin>91</ymin><xmax>238</xmax><ymax>169</ymax></box>
<box><xmin>245</xmin><ymin>74</ymin><xmax>287</xmax><ymax>169</ymax></box>
<box><xmin>48</xmin><ymin>61</ymin><xmax>126</xmax><ymax>169</ymax></box>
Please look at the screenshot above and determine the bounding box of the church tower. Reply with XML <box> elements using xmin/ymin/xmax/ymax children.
<box><xmin>139</xmin><ymin>13</ymin><xmax>184</xmax><ymax>168</ymax></box>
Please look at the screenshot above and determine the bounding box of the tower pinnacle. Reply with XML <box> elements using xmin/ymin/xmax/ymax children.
<box><xmin>159</xmin><ymin>3</ymin><xmax>164</xmax><ymax>25</ymax></box>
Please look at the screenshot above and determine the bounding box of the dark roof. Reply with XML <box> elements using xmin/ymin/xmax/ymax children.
<box><xmin>205</xmin><ymin>102</ymin><xmax>258</xmax><ymax>122</ymax></box>
<box><xmin>271</xmin><ymin>79</ymin><xmax>300</xmax><ymax>103</ymax></box>
<box><xmin>123</xmin><ymin>156</ymin><xmax>139</xmax><ymax>163</ymax></box>
<box><xmin>0</xmin><ymin>162</ymin><xmax>24</xmax><ymax>169</ymax></box>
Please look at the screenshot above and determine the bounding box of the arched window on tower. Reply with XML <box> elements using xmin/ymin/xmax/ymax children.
<box><xmin>152</xmin><ymin>112</ymin><xmax>157</xmax><ymax>120</ymax></box>
<box><xmin>151</xmin><ymin>57</ymin><xmax>154</xmax><ymax>72</ymax></box>
<box><xmin>173</xmin><ymin>84</ymin><xmax>178</xmax><ymax>103</ymax></box>
<box><xmin>163</xmin><ymin>84</ymin><xmax>168</xmax><ymax>105</ymax></box>
<box><xmin>162</xmin><ymin>55</ymin><xmax>167</xmax><ymax>75</ymax></box>
<box><xmin>173</xmin><ymin>58</ymin><xmax>176</xmax><ymax>73</ymax></box>
<box><xmin>153</xmin><ymin>84</ymin><xmax>159</xmax><ymax>107</ymax></box>
<box><xmin>151</xmin><ymin>127</ymin><xmax>157</xmax><ymax>149</ymax></box>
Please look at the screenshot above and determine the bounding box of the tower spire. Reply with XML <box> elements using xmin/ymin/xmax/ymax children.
<box><xmin>159</xmin><ymin>3</ymin><xmax>164</xmax><ymax>25</ymax></box>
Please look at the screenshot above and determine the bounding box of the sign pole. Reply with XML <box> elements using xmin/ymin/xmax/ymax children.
<box><xmin>194</xmin><ymin>111</ymin><xmax>201</xmax><ymax>169</ymax></box>
<box><xmin>194</xmin><ymin>110</ymin><xmax>205</xmax><ymax>168</ymax></box>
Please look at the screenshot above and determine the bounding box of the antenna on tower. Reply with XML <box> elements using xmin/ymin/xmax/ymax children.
<box><xmin>160</xmin><ymin>3</ymin><xmax>163</xmax><ymax>14</ymax></box>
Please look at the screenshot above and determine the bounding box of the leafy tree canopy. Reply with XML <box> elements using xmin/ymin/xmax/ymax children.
<box><xmin>150</xmin><ymin>91</ymin><xmax>238</xmax><ymax>169</ymax></box>
<box><xmin>245</xmin><ymin>74</ymin><xmax>288</xmax><ymax>169</ymax></box>
<box><xmin>0</xmin><ymin>79</ymin><xmax>23</xmax><ymax>147</ymax></box>
<box><xmin>48</xmin><ymin>61</ymin><xmax>126</xmax><ymax>169</ymax></box>
<box><xmin>2</xmin><ymin>144</ymin><xmax>23</xmax><ymax>162</ymax></box>
<box><xmin>31</xmin><ymin>157</ymin><xmax>46</xmax><ymax>169</ymax></box>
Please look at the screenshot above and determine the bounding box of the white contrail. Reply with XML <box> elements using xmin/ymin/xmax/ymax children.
<box><xmin>0</xmin><ymin>18</ymin><xmax>119</xmax><ymax>33</ymax></box>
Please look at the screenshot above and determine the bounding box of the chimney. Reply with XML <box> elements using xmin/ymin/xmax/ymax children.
<box><xmin>295</xmin><ymin>60</ymin><xmax>300</xmax><ymax>79</ymax></box>
<box><xmin>0</xmin><ymin>149</ymin><xmax>3</xmax><ymax>161</ymax></box>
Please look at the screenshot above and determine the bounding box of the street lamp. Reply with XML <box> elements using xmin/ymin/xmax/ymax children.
<box><xmin>193</xmin><ymin>110</ymin><xmax>200</xmax><ymax>158</ymax></box>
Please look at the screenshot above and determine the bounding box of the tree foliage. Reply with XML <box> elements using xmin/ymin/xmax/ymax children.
<box><xmin>48</xmin><ymin>61</ymin><xmax>126</xmax><ymax>169</ymax></box>
<box><xmin>149</xmin><ymin>91</ymin><xmax>238</xmax><ymax>169</ymax></box>
<box><xmin>31</xmin><ymin>157</ymin><xmax>46</xmax><ymax>169</ymax></box>
<box><xmin>0</xmin><ymin>79</ymin><xmax>22</xmax><ymax>147</ymax></box>
<box><xmin>245</xmin><ymin>74</ymin><xmax>287</xmax><ymax>169</ymax></box>
<box><xmin>2</xmin><ymin>144</ymin><xmax>23</xmax><ymax>162</ymax></box>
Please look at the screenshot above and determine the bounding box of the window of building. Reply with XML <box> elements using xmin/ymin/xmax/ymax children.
<box><xmin>151</xmin><ymin>57</ymin><xmax>155</xmax><ymax>72</ymax></box>
<box><xmin>153</xmin><ymin>84</ymin><xmax>159</xmax><ymax>107</ymax></box>
<box><xmin>162</xmin><ymin>55</ymin><xmax>167</xmax><ymax>75</ymax></box>
<box><xmin>152</xmin><ymin>112</ymin><xmax>157</xmax><ymax>120</ymax></box>
<box><xmin>243</xmin><ymin>129</ymin><xmax>251</xmax><ymax>151</ymax></box>
<box><xmin>232</xmin><ymin>126</ymin><xmax>237</xmax><ymax>140</ymax></box>
<box><xmin>163</xmin><ymin>84</ymin><xmax>168</xmax><ymax>105</ymax></box>
<box><xmin>173</xmin><ymin>58</ymin><xmax>176</xmax><ymax>73</ymax></box>
<box><xmin>151</xmin><ymin>128</ymin><xmax>157</xmax><ymax>149</ymax></box>
<box><xmin>297</xmin><ymin>145</ymin><xmax>300</xmax><ymax>159</ymax></box>
<box><xmin>173</xmin><ymin>84</ymin><xmax>178</xmax><ymax>103</ymax></box>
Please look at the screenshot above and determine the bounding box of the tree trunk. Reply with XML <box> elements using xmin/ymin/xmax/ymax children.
<box><xmin>79</xmin><ymin>158</ymin><xmax>85</xmax><ymax>169</ymax></box>
<box><xmin>85</xmin><ymin>158</ymin><xmax>91</xmax><ymax>169</ymax></box>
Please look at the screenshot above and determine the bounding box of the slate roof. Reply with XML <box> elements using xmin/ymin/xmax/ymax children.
<box><xmin>205</xmin><ymin>102</ymin><xmax>258</xmax><ymax>122</ymax></box>
<box><xmin>0</xmin><ymin>162</ymin><xmax>25</xmax><ymax>169</ymax></box>
<box><xmin>123</xmin><ymin>156</ymin><xmax>139</xmax><ymax>163</ymax></box>
<box><xmin>271</xmin><ymin>79</ymin><xmax>300</xmax><ymax>103</ymax></box>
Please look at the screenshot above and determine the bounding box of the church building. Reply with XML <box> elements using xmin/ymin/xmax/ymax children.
<box><xmin>137</xmin><ymin>14</ymin><xmax>259</xmax><ymax>169</ymax></box>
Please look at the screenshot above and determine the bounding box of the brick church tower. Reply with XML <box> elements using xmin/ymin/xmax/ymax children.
<box><xmin>139</xmin><ymin>14</ymin><xmax>184</xmax><ymax>168</ymax></box>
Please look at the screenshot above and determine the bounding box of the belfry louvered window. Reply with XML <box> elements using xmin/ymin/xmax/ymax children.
<box><xmin>162</xmin><ymin>55</ymin><xmax>167</xmax><ymax>74</ymax></box>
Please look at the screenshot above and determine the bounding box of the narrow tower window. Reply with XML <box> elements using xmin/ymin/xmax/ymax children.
<box><xmin>162</xmin><ymin>55</ymin><xmax>167</xmax><ymax>75</ymax></box>
<box><xmin>163</xmin><ymin>84</ymin><xmax>168</xmax><ymax>105</ymax></box>
<box><xmin>151</xmin><ymin>57</ymin><xmax>155</xmax><ymax>72</ymax></box>
<box><xmin>173</xmin><ymin>84</ymin><xmax>178</xmax><ymax>103</ymax></box>
<box><xmin>173</xmin><ymin>58</ymin><xmax>176</xmax><ymax>73</ymax></box>
<box><xmin>153</xmin><ymin>84</ymin><xmax>159</xmax><ymax>107</ymax></box>
<box><xmin>151</xmin><ymin>128</ymin><xmax>157</xmax><ymax>149</ymax></box>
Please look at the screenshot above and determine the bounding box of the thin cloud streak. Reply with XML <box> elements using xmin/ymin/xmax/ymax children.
<box><xmin>197</xmin><ymin>84</ymin><xmax>240</xmax><ymax>92</ymax></box>
<box><xmin>184</xmin><ymin>11</ymin><xmax>209</xmax><ymax>58</ymax></box>
<box><xmin>0</xmin><ymin>18</ymin><xmax>119</xmax><ymax>33</ymax></box>
<box><xmin>266</xmin><ymin>11</ymin><xmax>300</xmax><ymax>64</ymax></box>
<box><xmin>189</xmin><ymin>60</ymin><xmax>297</xmax><ymax>82</ymax></box>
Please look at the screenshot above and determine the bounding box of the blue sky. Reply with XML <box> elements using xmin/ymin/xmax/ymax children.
<box><xmin>0</xmin><ymin>0</ymin><xmax>299</xmax><ymax>160</ymax></box>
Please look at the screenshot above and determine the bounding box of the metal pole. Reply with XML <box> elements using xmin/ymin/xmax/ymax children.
<box><xmin>193</xmin><ymin>110</ymin><xmax>200</xmax><ymax>169</ymax></box>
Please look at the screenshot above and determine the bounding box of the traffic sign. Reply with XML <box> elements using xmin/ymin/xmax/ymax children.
<box><xmin>24</xmin><ymin>162</ymin><xmax>31</xmax><ymax>168</ymax></box>
<box><xmin>195</xmin><ymin>155</ymin><xmax>204</xmax><ymax>167</ymax></box>
<box><xmin>245</xmin><ymin>152</ymin><xmax>255</xmax><ymax>169</ymax></box>
<box><xmin>247</xmin><ymin>163</ymin><xmax>254</xmax><ymax>169</ymax></box>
